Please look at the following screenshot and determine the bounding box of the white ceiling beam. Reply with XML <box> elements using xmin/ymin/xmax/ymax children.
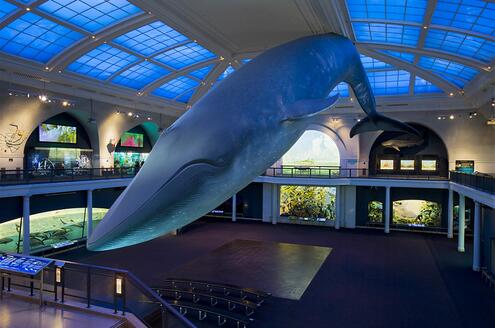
<box><xmin>189</xmin><ymin>62</ymin><xmax>228</xmax><ymax>104</ymax></box>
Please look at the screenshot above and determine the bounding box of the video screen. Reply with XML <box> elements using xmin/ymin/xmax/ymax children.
<box><xmin>39</xmin><ymin>124</ymin><xmax>77</xmax><ymax>143</ymax></box>
<box><xmin>120</xmin><ymin>132</ymin><xmax>144</xmax><ymax>148</ymax></box>
<box><xmin>421</xmin><ymin>160</ymin><xmax>437</xmax><ymax>171</ymax></box>
<box><xmin>400</xmin><ymin>160</ymin><xmax>415</xmax><ymax>170</ymax></box>
<box><xmin>380</xmin><ymin>159</ymin><xmax>394</xmax><ymax>170</ymax></box>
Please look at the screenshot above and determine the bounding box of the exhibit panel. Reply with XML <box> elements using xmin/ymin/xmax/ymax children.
<box><xmin>113</xmin><ymin>125</ymin><xmax>153</xmax><ymax>169</ymax></box>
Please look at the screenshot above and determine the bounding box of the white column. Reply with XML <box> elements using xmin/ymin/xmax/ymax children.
<box><xmin>87</xmin><ymin>190</ymin><xmax>93</xmax><ymax>238</ymax></box>
<box><xmin>231</xmin><ymin>193</ymin><xmax>237</xmax><ymax>222</ymax></box>
<box><xmin>472</xmin><ymin>201</ymin><xmax>481</xmax><ymax>271</ymax></box>
<box><xmin>384</xmin><ymin>187</ymin><xmax>391</xmax><ymax>234</ymax></box>
<box><xmin>458</xmin><ymin>194</ymin><xmax>465</xmax><ymax>252</ymax></box>
<box><xmin>335</xmin><ymin>186</ymin><xmax>341</xmax><ymax>230</ymax></box>
<box><xmin>22</xmin><ymin>195</ymin><xmax>30</xmax><ymax>255</ymax></box>
<box><xmin>447</xmin><ymin>189</ymin><xmax>454</xmax><ymax>238</ymax></box>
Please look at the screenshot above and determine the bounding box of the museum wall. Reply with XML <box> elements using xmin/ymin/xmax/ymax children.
<box><xmin>482</xmin><ymin>206</ymin><xmax>495</xmax><ymax>274</ymax></box>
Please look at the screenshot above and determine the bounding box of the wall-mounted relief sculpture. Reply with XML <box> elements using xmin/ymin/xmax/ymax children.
<box><xmin>0</xmin><ymin>124</ymin><xmax>27</xmax><ymax>153</ymax></box>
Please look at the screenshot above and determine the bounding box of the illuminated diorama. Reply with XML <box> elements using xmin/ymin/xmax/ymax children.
<box><xmin>280</xmin><ymin>186</ymin><xmax>336</xmax><ymax>225</ymax></box>
<box><xmin>39</xmin><ymin>123</ymin><xmax>77</xmax><ymax>143</ymax></box>
<box><xmin>393</xmin><ymin>200</ymin><xmax>441</xmax><ymax>227</ymax></box>
<box><xmin>0</xmin><ymin>208</ymin><xmax>108</xmax><ymax>253</ymax></box>
<box><xmin>27</xmin><ymin>147</ymin><xmax>93</xmax><ymax>171</ymax></box>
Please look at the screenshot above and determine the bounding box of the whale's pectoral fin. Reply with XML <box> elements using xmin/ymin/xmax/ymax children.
<box><xmin>350</xmin><ymin>113</ymin><xmax>420</xmax><ymax>138</ymax></box>
<box><xmin>282</xmin><ymin>94</ymin><xmax>339</xmax><ymax>122</ymax></box>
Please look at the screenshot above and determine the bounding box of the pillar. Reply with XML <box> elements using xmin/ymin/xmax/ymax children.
<box><xmin>472</xmin><ymin>201</ymin><xmax>481</xmax><ymax>271</ymax></box>
<box><xmin>87</xmin><ymin>190</ymin><xmax>93</xmax><ymax>238</ymax></box>
<box><xmin>447</xmin><ymin>189</ymin><xmax>454</xmax><ymax>238</ymax></box>
<box><xmin>384</xmin><ymin>187</ymin><xmax>391</xmax><ymax>234</ymax></box>
<box><xmin>22</xmin><ymin>195</ymin><xmax>30</xmax><ymax>255</ymax></box>
<box><xmin>335</xmin><ymin>186</ymin><xmax>341</xmax><ymax>230</ymax></box>
<box><xmin>457</xmin><ymin>194</ymin><xmax>465</xmax><ymax>252</ymax></box>
<box><xmin>232</xmin><ymin>193</ymin><xmax>237</xmax><ymax>222</ymax></box>
<box><xmin>272</xmin><ymin>184</ymin><xmax>278</xmax><ymax>225</ymax></box>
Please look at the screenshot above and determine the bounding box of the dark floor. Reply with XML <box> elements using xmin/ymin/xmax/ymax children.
<box><xmin>56</xmin><ymin>219</ymin><xmax>495</xmax><ymax>328</ymax></box>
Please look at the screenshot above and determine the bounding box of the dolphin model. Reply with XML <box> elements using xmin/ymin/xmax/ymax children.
<box><xmin>381</xmin><ymin>132</ymin><xmax>425</xmax><ymax>152</ymax></box>
<box><xmin>87</xmin><ymin>33</ymin><xmax>419</xmax><ymax>251</ymax></box>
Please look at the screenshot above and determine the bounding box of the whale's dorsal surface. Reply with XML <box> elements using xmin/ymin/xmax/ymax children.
<box><xmin>87</xmin><ymin>33</ymin><xmax>418</xmax><ymax>251</ymax></box>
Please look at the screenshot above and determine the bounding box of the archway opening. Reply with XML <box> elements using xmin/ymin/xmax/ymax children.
<box><xmin>281</xmin><ymin>130</ymin><xmax>340</xmax><ymax>166</ymax></box>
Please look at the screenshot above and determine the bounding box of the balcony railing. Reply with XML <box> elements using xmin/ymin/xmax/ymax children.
<box><xmin>450</xmin><ymin>171</ymin><xmax>495</xmax><ymax>194</ymax></box>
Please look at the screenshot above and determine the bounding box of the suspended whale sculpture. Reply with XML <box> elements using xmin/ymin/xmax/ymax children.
<box><xmin>87</xmin><ymin>33</ymin><xmax>419</xmax><ymax>251</ymax></box>
<box><xmin>381</xmin><ymin>132</ymin><xmax>425</xmax><ymax>152</ymax></box>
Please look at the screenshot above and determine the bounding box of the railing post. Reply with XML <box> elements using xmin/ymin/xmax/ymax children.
<box><xmin>86</xmin><ymin>267</ymin><xmax>91</xmax><ymax>308</ymax></box>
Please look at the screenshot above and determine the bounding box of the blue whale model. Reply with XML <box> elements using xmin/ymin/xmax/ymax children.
<box><xmin>87</xmin><ymin>33</ymin><xmax>418</xmax><ymax>251</ymax></box>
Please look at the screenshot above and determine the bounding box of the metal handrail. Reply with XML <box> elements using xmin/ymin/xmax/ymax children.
<box><xmin>450</xmin><ymin>171</ymin><xmax>495</xmax><ymax>194</ymax></box>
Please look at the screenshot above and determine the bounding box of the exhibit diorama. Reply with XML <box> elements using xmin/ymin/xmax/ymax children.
<box><xmin>0</xmin><ymin>0</ymin><xmax>493</xmax><ymax>327</ymax></box>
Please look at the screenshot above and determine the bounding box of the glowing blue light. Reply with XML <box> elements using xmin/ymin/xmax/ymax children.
<box><xmin>0</xmin><ymin>13</ymin><xmax>83</xmax><ymax>63</ymax></box>
<box><xmin>241</xmin><ymin>58</ymin><xmax>251</xmax><ymax>64</ymax></box>
<box><xmin>432</xmin><ymin>0</ymin><xmax>495</xmax><ymax>37</ymax></box>
<box><xmin>38</xmin><ymin>0</ymin><xmax>142</xmax><ymax>33</ymax></box>
<box><xmin>68</xmin><ymin>44</ymin><xmax>139</xmax><ymax>80</ymax></box>
<box><xmin>189</xmin><ymin>64</ymin><xmax>214</xmax><ymax>80</ymax></box>
<box><xmin>217</xmin><ymin>66</ymin><xmax>235</xmax><ymax>81</ymax></box>
<box><xmin>367</xmin><ymin>70</ymin><xmax>411</xmax><ymax>95</ymax></box>
<box><xmin>353</xmin><ymin>22</ymin><xmax>420</xmax><ymax>46</ymax></box>
<box><xmin>112</xmin><ymin>61</ymin><xmax>170</xmax><ymax>89</ymax></box>
<box><xmin>113</xmin><ymin>21</ymin><xmax>189</xmax><ymax>56</ymax></box>
<box><xmin>154</xmin><ymin>42</ymin><xmax>216</xmax><ymax>69</ymax></box>
<box><xmin>380</xmin><ymin>50</ymin><xmax>415</xmax><ymax>63</ymax></box>
<box><xmin>418</xmin><ymin>56</ymin><xmax>479</xmax><ymax>84</ymax></box>
<box><xmin>425</xmin><ymin>29</ymin><xmax>495</xmax><ymax>63</ymax></box>
<box><xmin>414</xmin><ymin>76</ymin><xmax>443</xmax><ymax>94</ymax></box>
<box><xmin>176</xmin><ymin>88</ymin><xmax>195</xmax><ymax>103</ymax></box>
<box><xmin>360</xmin><ymin>55</ymin><xmax>392</xmax><ymax>70</ymax></box>
<box><xmin>152</xmin><ymin>76</ymin><xmax>199</xmax><ymax>99</ymax></box>
<box><xmin>329</xmin><ymin>82</ymin><xmax>349</xmax><ymax>97</ymax></box>
<box><xmin>0</xmin><ymin>0</ymin><xmax>18</xmax><ymax>21</ymax></box>
<box><xmin>347</xmin><ymin>0</ymin><xmax>427</xmax><ymax>23</ymax></box>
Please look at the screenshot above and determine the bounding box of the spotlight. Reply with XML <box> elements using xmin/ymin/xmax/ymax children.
<box><xmin>469</xmin><ymin>112</ymin><xmax>478</xmax><ymax>119</ymax></box>
<box><xmin>127</xmin><ymin>112</ymin><xmax>133</xmax><ymax>117</ymax></box>
<box><xmin>147</xmin><ymin>117</ymin><xmax>152</xmax><ymax>121</ymax></box>
<box><xmin>449</xmin><ymin>92</ymin><xmax>454</xmax><ymax>97</ymax></box>
<box><xmin>39</xmin><ymin>94</ymin><xmax>48</xmax><ymax>102</ymax></box>
<box><xmin>437</xmin><ymin>116</ymin><xmax>442</xmax><ymax>120</ymax></box>
<box><xmin>449</xmin><ymin>115</ymin><xmax>455</xmax><ymax>120</ymax></box>
<box><xmin>62</xmin><ymin>100</ymin><xmax>69</xmax><ymax>107</ymax></box>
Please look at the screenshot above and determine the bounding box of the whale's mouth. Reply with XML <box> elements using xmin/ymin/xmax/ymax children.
<box><xmin>87</xmin><ymin>159</ymin><xmax>226</xmax><ymax>250</ymax></box>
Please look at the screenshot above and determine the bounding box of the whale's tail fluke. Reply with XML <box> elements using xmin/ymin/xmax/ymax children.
<box><xmin>350</xmin><ymin>112</ymin><xmax>420</xmax><ymax>138</ymax></box>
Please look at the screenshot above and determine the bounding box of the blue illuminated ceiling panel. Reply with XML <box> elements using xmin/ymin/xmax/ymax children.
<box><xmin>418</xmin><ymin>56</ymin><xmax>479</xmax><ymax>83</ymax></box>
<box><xmin>432</xmin><ymin>0</ymin><xmax>495</xmax><ymax>37</ymax></box>
<box><xmin>347</xmin><ymin>0</ymin><xmax>427</xmax><ymax>23</ymax></box>
<box><xmin>0</xmin><ymin>12</ymin><xmax>83</xmax><ymax>63</ymax></box>
<box><xmin>38</xmin><ymin>0</ymin><xmax>142</xmax><ymax>33</ymax></box>
<box><xmin>217</xmin><ymin>65</ymin><xmax>235</xmax><ymax>81</ymax></box>
<box><xmin>154</xmin><ymin>42</ymin><xmax>216</xmax><ymax>69</ymax></box>
<box><xmin>0</xmin><ymin>0</ymin><xmax>18</xmax><ymax>21</ymax></box>
<box><xmin>353</xmin><ymin>22</ymin><xmax>420</xmax><ymax>46</ymax></box>
<box><xmin>189</xmin><ymin>64</ymin><xmax>214</xmax><ymax>80</ymax></box>
<box><xmin>112</xmin><ymin>61</ymin><xmax>170</xmax><ymax>89</ymax></box>
<box><xmin>425</xmin><ymin>29</ymin><xmax>495</xmax><ymax>63</ymax></box>
<box><xmin>113</xmin><ymin>21</ymin><xmax>189</xmax><ymax>57</ymax></box>
<box><xmin>176</xmin><ymin>88</ymin><xmax>195</xmax><ymax>103</ymax></box>
<box><xmin>367</xmin><ymin>70</ymin><xmax>410</xmax><ymax>96</ymax></box>
<box><xmin>360</xmin><ymin>55</ymin><xmax>391</xmax><ymax>70</ymax></box>
<box><xmin>414</xmin><ymin>76</ymin><xmax>442</xmax><ymax>94</ymax></box>
<box><xmin>68</xmin><ymin>44</ymin><xmax>139</xmax><ymax>80</ymax></box>
<box><xmin>152</xmin><ymin>76</ymin><xmax>199</xmax><ymax>99</ymax></box>
<box><xmin>329</xmin><ymin>82</ymin><xmax>349</xmax><ymax>97</ymax></box>
<box><xmin>380</xmin><ymin>50</ymin><xmax>415</xmax><ymax>63</ymax></box>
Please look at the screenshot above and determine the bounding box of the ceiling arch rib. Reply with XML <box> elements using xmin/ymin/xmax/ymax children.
<box><xmin>358</xmin><ymin>46</ymin><xmax>459</xmax><ymax>94</ymax></box>
<box><xmin>189</xmin><ymin>61</ymin><xmax>228</xmax><ymax>104</ymax></box>
<box><xmin>48</xmin><ymin>13</ymin><xmax>154</xmax><ymax>70</ymax></box>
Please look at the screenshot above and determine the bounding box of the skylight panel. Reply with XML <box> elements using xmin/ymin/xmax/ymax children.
<box><xmin>153</xmin><ymin>42</ymin><xmax>216</xmax><ymax>70</ymax></box>
<box><xmin>352</xmin><ymin>22</ymin><xmax>420</xmax><ymax>46</ymax></box>
<box><xmin>112</xmin><ymin>61</ymin><xmax>170</xmax><ymax>89</ymax></box>
<box><xmin>217</xmin><ymin>66</ymin><xmax>235</xmax><ymax>81</ymax></box>
<box><xmin>0</xmin><ymin>0</ymin><xmax>18</xmax><ymax>21</ymax></box>
<box><xmin>425</xmin><ymin>29</ymin><xmax>495</xmax><ymax>63</ymax></box>
<box><xmin>380</xmin><ymin>50</ymin><xmax>415</xmax><ymax>63</ymax></box>
<box><xmin>414</xmin><ymin>76</ymin><xmax>442</xmax><ymax>94</ymax></box>
<box><xmin>38</xmin><ymin>0</ymin><xmax>142</xmax><ymax>33</ymax></box>
<box><xmin>432</xmin><ymin>0</ymin><xmax>495</xmax><ymax>37</ymax></box>
<box><xmin>241</xmin><ymin>58</ymin><xmax>251</xmax><ymax>64</ymax></box>
<box><xmin>152</xmin><ymin>76</ymin><xmax>199</xmax><ymax>99</ymax></box>
<box><xmin>113</xmin><ymin>21</ymin><xmax>189</xmax><ymax>57</ymax></box>
<box><xmin>329</xmin><ymin>82</ymin><xmax>349</xmax><ymax>97</ymax></box>
<box><xmin>176</xmin><ymin>88</ymin><xmax>195</xmax><ymax>103</ymax></box>
<box><xmin>436</xmin><ymin>72</ymin><xmax>468</xmax><ymax>88</ymax></box>
<box><xmin>189</xmin><ymin>64</ymin><xmax>214</xmax><ymax>80</ymax></box>
<box><xmin>360</xmin><ymin>55</ymin><xmax>392</xmax><ymax>70</ymax></box>
<box><xmin>0</xmin><ymin>13</ymin><xmax>83</xmax><ymax>63</ymax></box>
<box><xmin>418</xmin><ymin>56</ymin><xmax>478</xmax><ymax>83</ymax></box>
<box><xmin>347</xmin><ymin>0</ymin><xmax>427</xmax><ymax>23</ymax></box>
<box><xmin>367</xmin><ymin>70</ymin><xmax>410</xmax><ymax>95</ymax></box>
<box><xmin>68</xmin><ymin>44</ymin><xmax>139</xmax><ymax>80</ymax></box>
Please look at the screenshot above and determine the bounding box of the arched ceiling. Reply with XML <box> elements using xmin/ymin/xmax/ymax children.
<box><xmin>0</xmin><ymin>0</ymin><xmax>493</xmax><ymax>114</ymax></box>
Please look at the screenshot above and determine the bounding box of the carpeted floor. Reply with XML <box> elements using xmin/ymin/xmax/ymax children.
<box><xmin>56</xmin><ymin>219</ymin><xmax>495</xmax><ymax>328</ymax></box>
